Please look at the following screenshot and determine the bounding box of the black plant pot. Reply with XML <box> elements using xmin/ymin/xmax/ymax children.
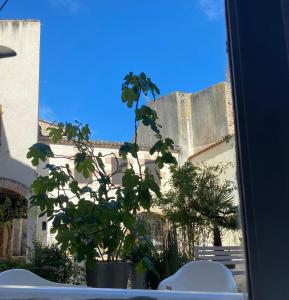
<box><xmin>86</xmin><ymin>262</ymin><xmax>130</xmax><ymax>288</ymax></box>
<box><xmin>130</xmin><ymin>264</ymin><xmax>147</xmax><ymax>289</ymax></box>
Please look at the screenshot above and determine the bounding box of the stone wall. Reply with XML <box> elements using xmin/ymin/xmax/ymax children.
<box><xmin>137</xmin><ymin>82</ymin><xmax>234</xmax><ymax>164</ymax></box>
<box><xmin>190</xmin><ymin>83</ymin><xmax>229</xmax><ymax>149</ymax></box>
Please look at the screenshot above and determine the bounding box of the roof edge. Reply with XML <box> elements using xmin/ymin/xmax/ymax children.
<box><xmin>188</xmin><ymin>135</ymin><xmax>234</xmax><ymax>160</ymax></box>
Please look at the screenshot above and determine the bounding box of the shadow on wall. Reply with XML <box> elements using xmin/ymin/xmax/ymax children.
<box><xmin>0</xmin><ymin>119</ymin><xmax>37</xmax><ymax>258</ymax></box>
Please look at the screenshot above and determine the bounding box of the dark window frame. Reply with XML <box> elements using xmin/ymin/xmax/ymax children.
<box><xmin>42</xmin><ymin>221</ymin><xmax>47</xmax><ymax>231</ymax></box>
<box><xmin>226</xmin><ymin>1</ymin><xmax>289</xmax><ymax>299</ymax></box>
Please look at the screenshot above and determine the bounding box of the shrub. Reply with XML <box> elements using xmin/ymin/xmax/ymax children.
<box><xmin>28</xmin><ymin>241</ymin><xmax>84</xmax><ymax>284</ymax></box>
<box><xmin>27</xmin><ymin>72</ymin><xmax>177</xmax><ymax>265</ymax></box>
<box><xmin>0</xmin><ymin>257</ymin><xmax>29</xmax><ymax>272</ymax></box>
<box><xmin>146</xmin><ymin>228</ymin><xmax>189</xmax><ymax>289</ymax></box>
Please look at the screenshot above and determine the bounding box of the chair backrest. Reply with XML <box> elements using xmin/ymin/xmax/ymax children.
<box><xmin>0</xmin><ymin>269</ymin><xmax>70</xmax><ymax>287</ymax></box>
<box><xmin>158</xmin><ymin>260</ymin><xmax>238</xmax><ymax>293</ymax></box>
<box><xmin>195</xmin><ymin>246</ymin><xmax>245</xmax><ymax>275</ymax></box>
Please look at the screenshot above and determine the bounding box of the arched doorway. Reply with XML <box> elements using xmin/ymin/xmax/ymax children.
<box><xmin>0</xmin><ymin>178</ymin><xmax>29</xmax><ymax>258</ymax></box>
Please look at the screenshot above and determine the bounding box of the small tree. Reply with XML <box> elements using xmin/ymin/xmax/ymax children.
<box><xmin>27</xmin><ymin>72</ymin><xmax>177</xmax><ymax>265</ymax></box>
<box><xmin>196</xmin><ymin>164</ymin><xmax>239</xmax><ymax>246</ymax></box>
<box><xmin>157</xmin><ymin>162</ymin><xmax>239</xmax><ymax>255</ymax></box>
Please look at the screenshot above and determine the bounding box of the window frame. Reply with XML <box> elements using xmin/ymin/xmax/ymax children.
<box><xmin>226</xmin><ymin>1</ymin><xmax>289</xmax><ymax>299</ymax></box>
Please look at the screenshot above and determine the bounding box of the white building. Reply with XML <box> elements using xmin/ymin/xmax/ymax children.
<box><xmin>0</xmin><ymin>20</ymin><xmax>40</xmax><ymax>257</ymax></box>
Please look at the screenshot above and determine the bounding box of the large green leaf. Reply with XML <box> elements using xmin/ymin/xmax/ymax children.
<box><xmin>75</xmin><ymin>153</ymin><xmax>95</xmax><ymax>178</ymax></box>
<box><xmin>27</xmin><ymin>143</ymin><xmax>54</xmax><ymax>166</ymax></box>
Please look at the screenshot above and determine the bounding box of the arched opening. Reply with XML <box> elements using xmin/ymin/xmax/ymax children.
<box><xmin>0</xmin><ymin>188</ymin><xmax>28</xmax><ymax>258</ymax></box>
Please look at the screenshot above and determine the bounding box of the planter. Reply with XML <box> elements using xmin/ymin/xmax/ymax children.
<box><xmin>86</xmin><ymin>262</ymin><xmax>130</xmax><ymax>288</ymax></box>
<box><xmin>130</xmin><ymin>264</ymin><xmax>147</xmax><ymax>289</ymax></box>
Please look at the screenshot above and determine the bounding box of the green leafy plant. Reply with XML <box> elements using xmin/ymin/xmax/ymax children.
<box><xmin>146</xmin><ymin>228</ymin><xmax>188</xmax><ymax>289</ymax></box>
<box><xmin>0</xmin><ymin>242</ymin><xmax>84</xmax><ymax>284</ymax></box>
<box><xmin>28</xmin><ymin>240</ymin><xmax>84</xmax><ymax>284</ymax></box>
<box><xmin>122</xmin><ymin>236</ymin><xmax>157</xmax><ymax>275</ymax></box>
<box><xmin>157</xmin><ymin>162</ymin><xmax>239</xmax><ymax>255</ymax></box>
<box><xmin>27</xmin><ymin>72</ymin><xmax>177</xmax><ymax>265</ymax></box>
<box><xmin>0</xmin><ymin>257</ymin><xmax>29</xmax><ymax>273</ymax></box>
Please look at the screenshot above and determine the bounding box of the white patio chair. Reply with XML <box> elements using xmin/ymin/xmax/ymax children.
<box><xmin>158</xmin><ymin>260</ymin><xmax>238</xmax><ymax>293</ymax></box>
<box><xmin>0</xmin><ymin>269</ymin><xmax>76</xmax><ymax>287</ymax></box>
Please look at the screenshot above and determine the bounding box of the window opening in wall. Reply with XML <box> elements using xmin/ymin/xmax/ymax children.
<box><xmin>111</xmin><ymin>157</ymin><xmax>127</xmax><ymax>185</ymax></box>
<box><xmin>42</xmin><ymin>221</ymin><xmax>47</xmax><ymax>231</ymax></box>
<box><xmin>144</xmin><ymin>159</ymin><xmax>160</xmax><ymax>185</ymax></box>
<box><xmin>74</xmin><ymin>170</ymin><xmax>92</xmax><ymax>184</ymax></box>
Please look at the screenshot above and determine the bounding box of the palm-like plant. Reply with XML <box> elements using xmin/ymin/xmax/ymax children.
<box><xmin>157</xmin><ymin>162</ymin><xmax>239</xmax><ymax>250</ymax></box>
<box><xmin>196</xmin><ymin>165</ymin><xmax>239</xmax><ymax>246</ymax></box>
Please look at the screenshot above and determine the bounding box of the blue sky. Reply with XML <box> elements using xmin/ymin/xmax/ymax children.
<box><xmin>1</xmin><ymin>0</ymin><xmax>227</xmax><ymax>141</ymax></box>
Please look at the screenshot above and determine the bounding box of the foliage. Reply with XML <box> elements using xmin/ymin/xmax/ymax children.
<box><xmin>28</xmin><ymin>240</ymin><xmax>84</xmax><ymax>284</ymax></box>
<box><xmin>27</xmin><ymin>72</ymin><xmax>177</xmax><ymax>265</ymax></box>
<box><xmin>157</xmin><ymin>162</ymin><xmax>239</xmax><ymax>252</ymax></box>
<box><xmin>0</xmin><ymin>196</ymin><xmax>27</xmax><ymax>257</ymax></box>
<box><xmin>0</xmin><ymin>242</ymin><xmax>84</xmax><ymax>284</ymax></box>
<box><xmin>146</xmin><ymin>228</ymin><xmax>189</xmax><ymax>289</ymax></box>
<box><xmin>122</xmin><ymin>236</ymin><xmax>157</xmax><ymax>275</ymax></box>
<box><xmin>0</xmin><ymin>257</ymin><xmax>29</xmax><ymax>273</ymax></box>
<box><xmin>0</xmin><ymin>196</ymin><xmax>27</xmax><ymax>225</ymax></box>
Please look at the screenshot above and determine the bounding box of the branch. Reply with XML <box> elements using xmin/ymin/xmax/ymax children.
<box><xmin>0</xmin><ymin>0</ymin><xmax>9</xmax><ymax>11</ymax></box>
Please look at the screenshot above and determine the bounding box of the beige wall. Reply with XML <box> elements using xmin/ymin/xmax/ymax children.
<box><xmin>189</xmin><ymin>137</ymin><xmax>242</xmax><ymax>246</ymax></box>
<box><xmin>190</xmin><ymin>137</ymin><xmax>237</xmax><ymax>185</ymax></box>
<box><xmin>0</xmin><ymin>20</ymin><xmax>41</xmax><ymax>252</ymax></box>
<box><xmin>137</xmin><ymin>81</ymin><xmax>234</xmax><ymax>165</ymax></box>
<box><xmin>0</xmin><ymin>20</ymin><xmax>40</xmax><ymax>188</ymax></box>
<box><xmin>36</xmin><ymin>141</ymin><xmax>176</xmax><ymax>244</ymax></box>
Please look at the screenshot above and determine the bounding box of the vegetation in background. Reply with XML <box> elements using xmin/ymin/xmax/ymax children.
<box><xmin>147</xmin><ymin>228</ymin><xmax>189</xmax><ymax>289</ymax></box>
<box><xmin>28</xmin><ymin>241</ymin><xmax>84</xmax><ymax>284</ymax></box>
<box><xmin>0</xmin><ymin>196</ymin><xmax>27</xmax><ymax>255</ymax></box>
<box><xmin>122</xmin><ymin>236</ymin><xmax>157</xmax><ymax>275</ymax></box>
<box><xmin>0</xmin><ymin>241</ymin><xmax>84</xmax><ymax>284</ymax></box>
<box><xmin>27</xmin><ymin>72</ymin><xmax>177</xmax><ymax>265</ymax></box>
<box><xmin>0</xmin><ymin>257</ymin><xmax>29</xmax><ymax>273</ymax></box>
<box><xmin>157</xmin><ymin>162</ymin><xmax>239</xmax><ymax>255</ymax></box>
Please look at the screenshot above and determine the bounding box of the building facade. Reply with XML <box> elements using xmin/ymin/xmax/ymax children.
<box><xmin>37</xmin><ymin>120</ymin><xmax>175</xmax><ymax>245</ymax></box>
<box><xmin>137</xmin><ymin>78</ymin><xmax>235</xmax><ymax>164</ymax></box>
<box><xmin>0</xmin><ymin>20</ymin><xmax>176</xmax><ymax>257</ymax></box>
<box><xmin>138</xmin><ymin>71</ymin><xmax>240</xmax><ymax>246</ymax></box>
<box><xmin>0</xmin><ymin>20</ymin><xmax>239</xmax><ymax>258</ymax></box>
<box><xmin>0</xmin><ymin>20</ymin><xmax>40</xmax><ymax>257</ymax></box>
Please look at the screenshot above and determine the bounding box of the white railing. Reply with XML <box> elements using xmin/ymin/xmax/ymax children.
<box><xmin>0</xmin><ymin>286</ymin><xmax>246</xmax><ymax>300</ymax></box>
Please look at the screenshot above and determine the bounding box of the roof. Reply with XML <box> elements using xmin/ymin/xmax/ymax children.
<box><xmin>0</xmin><ymin>19</ymin><xmax>40</xmax><ymax>22</ymax></box>
<box><xmin>39</xmin><ymin>135</ymin><xmax>154</xmax><ymax>151</ymax></box>
<box><xmin>188</xmin><ymin>135</ymin><xmax>233</xmax><ymax>160</ymax></box>
<box><xmin>38</xmin><ymin>120</ymin><xmax>180</xmax><ymax>152</ymax></box>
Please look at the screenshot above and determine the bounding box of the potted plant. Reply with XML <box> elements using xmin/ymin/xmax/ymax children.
<box><xmin>27</xmin><ymin>72</ymin><xmax>177</xmax><ymax>288</ymax></box>
<box><xmin>122</xmin><ymin>236</ymin><xmax>157</xmax><ymax>289</ymax></box>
